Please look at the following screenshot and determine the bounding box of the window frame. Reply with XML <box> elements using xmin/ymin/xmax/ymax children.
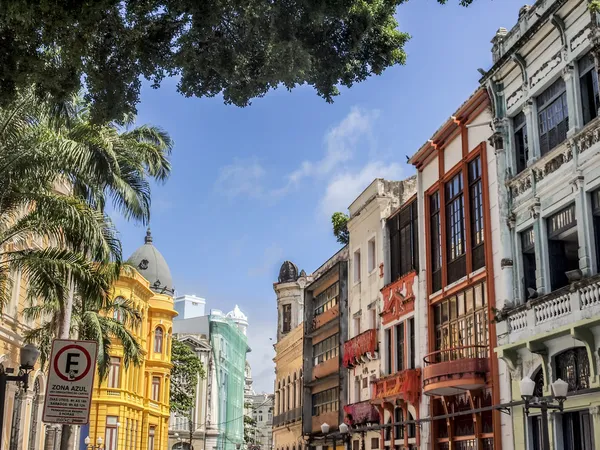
<box><xmin>537</xmin><ymin>77</ymin><xmax>569</xmax><ymax>156</ymax></box>
<box><xmin>469</xmin><ymin>156</ymin><xmax>485</xmax><ymax>271</ymax></box>
<box><xmin>430</xmin><ymin>191</ymin><xmax>442</xmax><ymax>292</ymax></box>
<box><xmin>154</xmin><ymin>327</ymin><xmax>164</xmax><ymax>354</ymax></box>
<box><xmin>313</xmin><ymin>333</ymin><xmax>339</xmax><ymax>366</ymax></box>
<box><xmin>282</xmin><ymin>304</ymin><xmax>292</xmax><ymax>334</ymax></box>
<box><xmin>579</xmin><ymin>52</ymin><xmax>599</xmax><ymax>126</ymax></box>
<box><xmin>314</xmin><ymin>282</ymin><xmax>339</xmax><ymax>316</ymax></box>
<box><xmin>151</xmin><ymin>376</ymin><xmax>161</xmax><ymax>402</ymax></box>
<box><xmin>312</xmin><ymin>387</ymin><xmax>339</xmax><ymax>416</ymax></box>
<box><xmin>513</xmin><ymin>111</ymin><xmax>529</xmax><ymax>174</ymax></box>
<box><xmin>108</xmin><ymin>357</ymin><xmax>121</xmax><ymax>389</ymax></box>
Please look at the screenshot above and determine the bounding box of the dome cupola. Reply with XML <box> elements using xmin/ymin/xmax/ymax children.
<box><xmin>278</xmin><ymin>261</ymin><xmax>299</xmax><ymax>283</ymax></box>
<box><xmin>127</xmin><ymin>228</ymin><xmax>174</xmax><ymax>295</ymax></box>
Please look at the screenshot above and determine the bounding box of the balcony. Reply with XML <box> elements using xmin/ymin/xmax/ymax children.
<box><xmin>343</xmin><ymin>401</ymin><xmax>380</xmax><ymax>426</ymax></box>
<box><xmin>343</xmin><ymin>329</ymin><xmax>378</xmax><ymax>368</ymax></box>
<box><xmin>380</xmin><ymin>272</ymin><xmax>416</xmax><ymax>326</ymax></box>
<box><xmin>273</xmin><ymin>408</ymin><xmax>301</xmax><ymax>428</ymax></box>
<box><xmin>309</xmin><ymin>304</ymin><xmax>339</xmax><ymax>333</ymax></box>
<box><xmin>371</xmin><ymin>369</ymin><xmax>421</xmax><ymax>405</ymax></box>
<box><xmin>422</xmin><ymin>345</ymin><xmax>489</xmax><ymax>396</ymax></box>
<box><xmin>503</xmin><ymin>275</ymin><xmax>600</xmax><ymax>344</ymax></box>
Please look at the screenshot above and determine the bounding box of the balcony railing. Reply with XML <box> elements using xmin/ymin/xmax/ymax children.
<box><xmin>343</xmin><ymin>329</ymin><xmax>378</xmax><ymax>368</ymax></box>
<box><xmin>503</xmin><ymin>275</ymin><xmax>600</xmax><ymax>344</ymax></box>
<box><xmin>343</xmin><ymin>401</ymin><xmax>380</xmax><ymax>426</ymax></box>
<box><xmin>371</xmin><ymin>369</ymin><xmax>421</xmax><ymax>405</ymax></box>
<box><xmin>422</xmin><ymin>345</ymin><xmax>489</xmax><ymax>396</ymax></box>
<box><xmin>272</xmin><ymin>408</ymin><xmax>301</xmax><ymax>428</ymax></box>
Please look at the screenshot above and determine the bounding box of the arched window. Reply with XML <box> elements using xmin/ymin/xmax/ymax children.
<box><xmin>28</xmin><ymin>378</ymin><xmax>41</xmax><ymax>450</ymax></box>
<box><xmin>384</xmin><ymin>417</ymin><xmax>392</xmax><ymax>441</ymax></box>
<box><xmin>113</xmin><ymin>296</ymin><xmax>125</xmax><ymax>322</ymax></box>
<box><xmin>555</xmin><ymin>347</ymin><xmax>590</xmax><ymax>392</ymax></box>
<box><xmin>154</xmin><ymin>327</ymin><xmax>164</xmax><ymax>353</ymax></box>
<box><xmin>9</xmin><ymin>389</ymin><xmax>23</xmax><ymax>450</ymax></box>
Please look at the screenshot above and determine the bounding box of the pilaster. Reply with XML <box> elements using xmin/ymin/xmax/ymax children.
<box><xmin>562</xmin><ymin>64</ymin><xmax>580</xmax><ymax>137</ymax></box>
<box><xmin>573</xmin><ymin>172</ymin><xmax>593</xmax><ymax>276</ymax></box>
<box><xmin>524</xmin><ymin>101</ymin><xmax>540</xmax><ymax>164</ymax></box>
<box><xmin>531</xmin><ymin>199</ymin><xmax>548</xmax><ymax>295</ymax></box>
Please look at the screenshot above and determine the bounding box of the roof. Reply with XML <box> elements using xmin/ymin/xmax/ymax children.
<box><xmin>127</xmin><ymin>228</ymin><xmax>174</xmax><ymax>295</ymax></box>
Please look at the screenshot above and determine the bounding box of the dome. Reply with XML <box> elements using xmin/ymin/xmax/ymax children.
<box><xmin>226</xmin><ymin>304</ymin><xmax>248</xmax><ymax>322</ymax></box>
<box><xmin>278</xmin><ymin>261</ymin><xmax>299</xmax><ymax>283</ymax></box>
<box><xmin>127</xmin><ymin>228</ymin><xmax>174</xmax><ymax>295</ymax></box>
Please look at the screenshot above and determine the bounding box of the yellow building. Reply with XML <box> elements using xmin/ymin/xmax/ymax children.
<box><xmin>86</xmin><ymin>230</ymin><xmax>177</xmax><ymax>450</ymax></box>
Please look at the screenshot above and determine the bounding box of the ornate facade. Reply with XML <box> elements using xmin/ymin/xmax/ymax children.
<box><xmin>85</xmin><ymin>231</ymin><xmax>177</xmax><ymax>450</ymax></box>
<box><xmin>483</xmin><ymin>0</ymin><xmax>600</xmax><ymax>448</ymax></box>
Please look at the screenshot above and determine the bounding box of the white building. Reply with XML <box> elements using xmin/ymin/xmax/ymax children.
<box><xmin>248</xmin><ymin>394</ymin><xmax>274</xmax><ymax>450</ymax></box>
<box><xmin>344</xmin><ymin>178</ymin><xmax>416</xmax><ymax>449</ymax></box>
<box><xmin>483</xmin><ymin>0</ymin><xmax>600</xmax><ymax>448</ymax></box>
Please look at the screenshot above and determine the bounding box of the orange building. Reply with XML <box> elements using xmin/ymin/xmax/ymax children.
<box><xmin>409</xmin><ymin>88</ymin><xmax>501</xmax><ymax>450</ymax></box>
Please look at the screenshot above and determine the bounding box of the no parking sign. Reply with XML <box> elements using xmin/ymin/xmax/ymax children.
<box><xmin>42</xmin><ymin>339</ymin><xmax>98</xmax><ymax>425</ymax></box>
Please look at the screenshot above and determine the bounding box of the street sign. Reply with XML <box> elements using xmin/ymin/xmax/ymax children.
<box><xmin>42</xmin><ymin>339</ymin><xmax>98</xmax><ymax>425</ymax></box>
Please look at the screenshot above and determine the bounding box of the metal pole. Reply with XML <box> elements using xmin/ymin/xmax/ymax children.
<box><xmin>332</xmin><ymin>436</ymin><xmax>336</xmax><ymax>450</ymax></box>
<box><xmin>540</xmin><ymin>402</ymin><xmax>551</xmax><ymax>450</ymax></box>
<box><xmin>0</xmin><ymin>369</ymin><xmax>6</xmax><ymax>450</ymax></box>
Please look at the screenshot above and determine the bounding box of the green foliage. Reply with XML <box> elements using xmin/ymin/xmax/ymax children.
<box><xmin>0</xmin><ymin>0</ymin><xmax>473</xmax><ymax>122</ymax></box>
<box><xmin>170</xmin><ymin>339</ymin><xmax>205</xmax><ymax>415</ymax></box>
<box><xmin>331</xmin><ymin>212</ymin><xmax>350</xmax><ymax>245</ymax></box>
<box><xmin>0</xmin><ymin>89</ymin><xmax>173</xmax><ymax>378</ymax></box>
<box><xmin>591</xmin><ymin>1</ymin><xmax>600</xmax><ymax>13</ymax></box>
<box><xmin>244</xmin><ymin>413</ymin><xmax>258</xmax><ymax>445</ymax></box>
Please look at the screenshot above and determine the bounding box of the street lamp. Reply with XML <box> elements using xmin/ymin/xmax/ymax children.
<box><xmin>0</xmin><ymin>344</ymin><xmax>40</xmax><ymax>447</ymax></box>
<box><xmin>520</xmin><ymin>376</ymin><xmax>569</xmax><ymax>450</ymax></box>
<box><xmin>85</xmin><ymin>436</ymin><xmax>104</xmax><ymax>450</ymax></box>
<box><xmin>338</xmin><ymin>423</ymin><xmax>350</xmax><ymax>450</ymax></box>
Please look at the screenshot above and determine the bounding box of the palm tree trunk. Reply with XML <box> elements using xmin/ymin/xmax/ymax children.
<box><xmin>59</xmin><ymin>277</ymin><xmax>76</xmax><ymax>450</ymax></box>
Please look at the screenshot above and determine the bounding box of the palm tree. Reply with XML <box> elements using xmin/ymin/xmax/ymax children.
<box><xmin>0</xmin><ymin>89</ymin><xmax>172</xmax><ymax>371</ymax></box>
<box><xmin>0</xmin><ymin>89</ymin><xmax>173</xmax><ymax>450</ymax></box>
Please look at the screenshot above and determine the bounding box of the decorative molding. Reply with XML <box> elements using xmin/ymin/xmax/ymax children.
<box><xmin>506</xmin><ymin>86</ymin><xmax>524</xmax><ymax>110</ymax></box>
<box><xmin>551</xmin><ymin>15</ymin><xmax>566</xmax><ymax>47</ymax></box>
<box><xmin>509</xmin><ymin>172</ymin><xmax>532</xmax><ymax>198</ymax></box>
<box><xmin>571</xmin><ymin>23</ymin><xmax>593</xmax><ymax>51</ymax></box>
<box><xmin>530</xmin><ymin>50</ymin><xmax>562</xmax><ymax>89</ymax></box>
<box><xmin>590</xmin><ymin>405</ymin><xmax>600</xmax><ymax>418</ymax></box>
<box><xmin>573</xmin><ymin>119</ymin><xmax>600</xmax><ymax>153</ymax></box>
<box><xmin>532</xmin><ymin>146</ymin><xmax>573</xmax><ymax>182</ymax></box>
<box><xmin>530</xmin><ymin>198</ymin><xmax>541</xmax><ymax>220</ymax></box>
<box><xmin>512</xmin><ymin>53</ymin><xmax>528</xmax><ymax>83</ymax></box>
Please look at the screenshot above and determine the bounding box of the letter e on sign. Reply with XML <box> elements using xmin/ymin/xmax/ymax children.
<box><xmin>42</xmin><ymin>339</ymin><xmax>98</xmax><ymax>425</ymax></box>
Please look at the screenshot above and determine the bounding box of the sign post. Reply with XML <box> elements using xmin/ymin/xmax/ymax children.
<box><xmin>42</xmin><ymin>339</ymin><xmax>98</xmax><ymax>425</ymax></box>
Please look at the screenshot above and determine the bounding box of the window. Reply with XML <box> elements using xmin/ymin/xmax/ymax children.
<box><xmin>354</xmin><ymin>250</ymin><xmax>361</xmax><ymax>282</ymax></box>
<box><xmin>433</xmin><ymin>282</ymin><xmax>488</xmax><ymax>362</ymax></box>
<box><xmin>592</xmin><ymin>189</ymin><xmax>600</xmax><ymax>273</ymax></box>
<box><xmin>562</xmin><ymin>411</ymin><xmax>595</xmax><ymax>450</ymax></box>
<box><xmin>314</xmin><ymin>282</ymin><xmax>339</xmax><ymax>316</ymax></box>
<box><xmin>312</xmin><ymin>387</ymin><xmax>339</xmax><ymax>416</ymax></box>
<box><xmin>513</xmin><ymin>111</ymin><xmax>529</xmax><ymax>174</ymax></box>
<box><xmin>313</xmin><ymin>333</ymin><xmax>339</xmax><ymax>365</ymax></box>
<box><xmin>555</xmin><ymin>347</ymin><xmax>590</xmax><ymax>393</ymax></box>
<box><xmin>148</xmin><ymin>427</ymin><xmax>155</xmax><ymax>450</ymax></box>
<box><xmin>546</xmin><ymin>204</ymin><xmax>579</xmax><ymax>291</ymax></box>
<box><xmin>354</xmin><ymin>316</ymin><xmax>361</xmax><ymax>336</ymax></box>
<box><xmin>537</xmin><ymin>77</ymin><xmax>569</xmax><ymax>156</ymax></box>
<box><xmin>353</xmin><ymin>441</ymin><xmax>360</xmax><ymax>450</ymax></box>
<box><xmin>371</xmin><ymin>438</ymin><xmax>379</xmax><ymax>450</ymax></box>
<box><xmin>282</xmin><ymin>304</ymin><xmax>292</xmax><ymax>334</ymax></box>
<box><xmin>370</xmin><ymin>308</ymin><xmax>377</xmax><ymax>329</ymax></box>
<box><xmin>108</xmin><ymin>357</ymin><xmax>121</xmax><ymax>388</ymax></box>
<box><xmin>395</xmin><ymin>322</ymin><xmax>405</xmax><ymax>372</ymax></box>
<box><xmin>362</xmin><ymin>377</ymin><xmax>368</xmax><ymax>388</ymax></box>
<box><xmin>152</xmin><ymin>376</ymin><xmax>161</xmax><ymax>401</ymax></box>
<box><xmin>28</xmin><ymin>378</ymin><xmax>41</xmax><ymax>450</ymax></box>
<box><xmin>408</xmin><ymin>318</ymin><xmax>415</xmax><ymax>370</ymax></box>
<box><xmin>368</xmin><ymin>238</ymin><xmax>376</xmax><ymax>272</ymax></box>
<box><xmin>394</xmin><ymin>408</ymin><xmax>404</xmax><ymax>440</ymax></box>
<box><xmin>579</xmin><ymin>52</ymin><xmax>599</xmax><ymax>126</ymax></box>
<box><xmin>105</xmin><ymin>416</ymin><xmax>119</xmax><ymax>450</ymax></box>
<box><xmin>446</xmin><ymin>173</ymin><xmax>466</xmax><ymax>283</ymax></box>
<box><xmin>385</xmin><ymin>328</ymin><xmax>392</xmax><ymax>375</ymax></box>
<box><xmin>469</xmin><ymin>156</ymin><xmax>485</xmax><ymax>271</ymax></box>
<box><xmin>521</xmin><ymin>227</ymin><xmax>537</xmax><ymax>300</ymax></box>
<box><xmin>430</xmin><ymin>192</ymin><xmax>442</xmax><ymax>292</ymax></box>
<box><xmin>154</xmin><ymin>327</ymin><xmax>163</xmax><ymax>354</ymax></box>
<box><xmin>113</xmin><ymin>296</ymin><xmax>125</xmax><ymax>322</ymax></box>
<box><xmin>354</xmin><ymin>376</ymin><xmax>361</xmax><ymax>403</ymax></box>
<box><xmin>389</xmin><ymin>200</ymin><xmax>419</xmax><ymax>282</ymax></box>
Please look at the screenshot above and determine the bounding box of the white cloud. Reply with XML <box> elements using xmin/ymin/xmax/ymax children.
<box><xmin>287</xmin><ymin>107</ymin><xmax>379</xmax><ymax>184</ymax></box>
<box><xmin>248</xmin><ymin>243</ymin><xmax>284</xmax><ymax>277</ymax></box>
<box><xmin>215</xmin><ymin>157</ymin><xmax>266</xmax><ymax>199</ymax></box>
<box><xmin>319</xmin><ymin>161</ymin><xmax>404</xmax><ymax>218</ymax></box>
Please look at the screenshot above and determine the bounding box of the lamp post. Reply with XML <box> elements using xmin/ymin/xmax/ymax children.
<box><xmin>338</xmin><ymin>423</ymin><xmax>350</xmax><ymax>450</ymax></box>
<box><xmin>520</xmin><ymin>376</ymin><xmax>569</xmax><ymax>450</ymax></box>
<box><xmin>84</xmin><ymin>436</ymin><xmax>104</xmax><ymax>450</ymax></box>
<box><xmin>321</xmin><ymin>423</ymin><xmax>335</xmax><ymax>450</ymax></box>
<box><xmin>0</xmin><ymin>344</ymin><xmax>40</xmax><ymax>446</ymax></box>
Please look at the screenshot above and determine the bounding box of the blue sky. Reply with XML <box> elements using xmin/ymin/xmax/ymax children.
<box><xmin>114</xmin><ymin>0</ymin><xmax>525</xmax><ymax>393</ymax></box>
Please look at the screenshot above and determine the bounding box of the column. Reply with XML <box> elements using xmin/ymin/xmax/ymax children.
<box><xmin>574</xmin><ymin>173</ymin><xmax>593</xmax><ymax>277</ymax></box>
<box><xmin>524</xmin><ymin>101</ymin><xmax>540</xmax><ymax>164</ymax></box>
<box><xmin>563</xmin><ymin>64</ymin><xmax>581</xmax><ymax>137</ymax></box>
<box><xmin>532</xmin><ymin>199</ymin><xmax>549</xmax><ymax>295</ymax></box>
<box><xmin>274</xmin><ymin>390</ymin><xmax>279</xmax><ymax>416</ymax></box>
